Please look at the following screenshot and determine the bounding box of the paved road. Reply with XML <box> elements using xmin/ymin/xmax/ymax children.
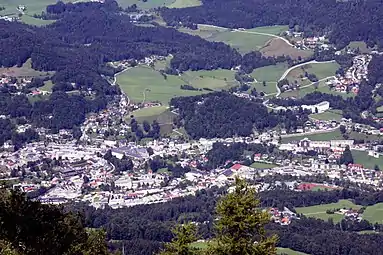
<box><xmin>275</xmin><ymin>60</ymin><xmax>336</xmax><ymax>97</ymax></box>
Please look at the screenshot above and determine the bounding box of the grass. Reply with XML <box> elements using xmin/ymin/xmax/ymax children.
<box><xmin>251</xmin><ymin>82</ymin><xmax>278</xmax><ymax>94</ymax></box>
<box><xmin>117</xmin><ymin>66</ymin><xmax>202</xmax><ymax>105</ymax></box>
<box><xmin>245</xmin><ymin>25</ymin><xmax>289</xmax><ymax>35</ymax></box>
<box><xmin>0</xmin><ymin>58</ymin><xmax>53</xmax><ymax>78</ymax></box>
<box><xmin>117</xmin><ymin>66</ymin><xmax>237</xmax><ymax>105</ymax></box>
<box><xmin>20</xmin><ymin>14</ymin><xmax>55</xmax><ymax>26</ymax></box>
<box><xmin>207</xmin><ymin>31</ymin><xmax>274</xmax><ymax>54</ymax></box>
<box><xmin>286</xmin><ymin>62</ymin><xmax>340</xmax><ymax>84</ymax></box>
<box><xmin>277</xmin><ymin>248</ymin><xmax>309</xmax><ymax>255</ymax></box>
<box><xmin>178</xmin><ymin>25</ymin><xmax>228</xmax><ymax>39</ymax></box>
<box><xmin>39</xmin><ymin>80</ymin><xmax>54</xmax><ymax>91</ymax></box>
<box><xmin>251</xmin><ymin>63</ymin><xmax>289</xmax><ymax>83</ymax></box>
<box><xmin>310</xmin><ymin>110</ymin><xmax>343</xmax><ymax>121</ymax></box>
<box><xmin>348</xmin><ymin>41</ymin><xmax>372</xmax><ymax>54</ymax></box>
<box><xmin>250</xmin><ymin>162</ymin><xmax>277</xmax><ymax>169</ymax></box>
<box><xmin>116</xmin><ymin>0</ymin><xmax>175</xmax><ymax>9</ymax></box>
<box><xmin>130</xmin><ymin>106</ymin><xmax>168</xmax><ymax>118</ymax></box>
<box><xmin>363</xmin><ymin>203</ymin><xmax>383</xmax><ymax>224</ymax></box>
<box><xmin>295</xmin><ymin>199</ymin><xmax>362</xmax><ymax>223</ymax></box>
<box><xmin>281</xmin><ymin>81</ymin><xmax>354</xmax><ymax>99</ymax></box>
<box><xmin>168</xmin><ymin>0</ymin><xmax>201</xmax><ymax>8</ymax></box>
<box><xmin>281</xmin><ymin>129</ymin><xmax>343</xmax><ymax>143</ymax></box>
<box><xmin>190</xmin><ymin>242</ymin><xmax>309</xmax><ymax>254</ymax></box>
<box><xmin>351</xmin><ymin>150</ymin><xmax>383</xmax><ymax>170</ymax></box>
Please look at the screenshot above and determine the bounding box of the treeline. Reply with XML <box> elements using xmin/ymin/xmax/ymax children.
<box><xmin>161</xmin><ymin>0</ymin><xmax>383</xmax><ymax>49</ymax></box>
<box><xmin>170</xmin><ymin>92</ymin><xmax>309</xmax><ymax>139</ymax></box>
<box><xmin>68</xmin><ymin>187</ymin><xmax>383</xmax><ymax>255</ymax></box>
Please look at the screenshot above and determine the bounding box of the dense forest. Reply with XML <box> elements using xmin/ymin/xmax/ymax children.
<box><xmin>68</xmin><ymin>187</ymin><xmax>383</xmax><ymax>255</ymax></box>
<box><xmin>161</xmin><ymin>0</ymin><xmax>383</xmax><ymax>49</ymax></box>
<box><xmin>170</xmin><ymin>92</ymin><xmax>309</xmax><ymax>138</ymax></box>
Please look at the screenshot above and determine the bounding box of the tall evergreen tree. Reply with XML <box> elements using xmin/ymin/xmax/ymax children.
<box><xmin>207</xmin><ymin>178</ymin><xmax>277</xmax><ymax>255</ymax></box>
<box><xmin>158</xmin><ymin>223</ymin><xmax>198</xmax><ymax>255</ymax></box>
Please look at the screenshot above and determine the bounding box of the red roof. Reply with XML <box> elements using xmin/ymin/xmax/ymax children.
<box><xmin>231</xmin><ymin>164</ymin><xmax>243</xmax><ymax>171</ymax></box>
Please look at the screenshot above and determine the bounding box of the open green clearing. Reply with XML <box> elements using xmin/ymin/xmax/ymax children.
<box><xmin>277</xmin><ymin>248</ymin><xmax>309</xmax><ymax>255</ymax></box>
<box><xmin>116</xmin><ymin>0</ymin><xmax>175</xmax><ymax>9</ymax></box>
<box><xmin>131</xmin><ymin>106</ymin><xmax>168</xmax><ymax>118</ymax></box>
<box><xmin>310</xmin><ymin>110</ymin><xmax>343</xmax><ymax>121</ymax></box>
<box><xmin>0</xmin><ymin>58</ymin><xmax>53</xmax><ymax>79</ymax></box>
<box><xmin>363</xmin><ymin>203</ymin><xmax>383</xmax><ymax>224</ymax></box>
<box><xmin>281</xmin><ymin>129</ymin><xmax>343</xmax><ymax>143</ymax></box>
<box><xmin>286</xmin><ymin>62</ymin><xmax>340</xmax><ymax>85</ymax></box>
<box><xmin>281</xmin><ymin>80</ymin><xmax>354</xmax><ymax>99</ymax></box>
<box><xmin>351</xmin><ymin>150</ymin><xmax>383</xmax><ymax>170</ymax></box>
<box><xmin>191</xmin><ymin>242</ymin><xmax>309</xmax><ymax>254</ymax></box>
<box><xmin>250</xmin><ymin>162</ymin><xmax>278</xmax><ymax>169</ymax></box>
<box><xmin>0</xmin><ymin>0</ymin><xmax>76</xmax><ymax>25</ymax></box>
<box><xmin>117</xmin><ymin>66</ymin><xmax>237</xmax><ymax>105</ymax></box>
<box><xmin>251</xmin><ymin>63</ymin><xmax>289</xmax><ymax>83</ymax></box>
<box><xmin>39</xmin><ymin>80</ymin><xmax>54</xmax><ymax>92</ymax></box>
<box><xmin>168</xmin><ymin>0</ymin><xmax>201</xmax><ymax>8</ymax></box>
<box><xmin>251</xmin><ymin>82</ymin><xmax>278</xmax><ymax>94</ymax></box>
<box><xmin>117</xmin><ymin>66</ymin><xmax>202</xmax><ymax>105</ymax></box>
<box><xmin>347</xmin><ymin>41</ymin><xmax>372</xmax><ymax>54</ymax></box>
<box><xmin>295</xmin><ymin>200</ymin><xmax>362</xmax><ymax>223</ymax></box>
<box><xmin>245</xmin><ymin>25</ymin><xmax>289</xmax><ymax>35</ymax></box>
<box><xmin>207</xmin><ymin>31</ymin><xmax>274</xmax><ymax>54</ymax></box>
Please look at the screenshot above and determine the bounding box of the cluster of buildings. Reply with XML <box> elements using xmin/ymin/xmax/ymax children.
<box><xmin>326</xmin><ymin>54</ymin><xmax>371</xmax><ymax>95</ymax></box>
<box><xmin>269</xmin><ymin>207</ymin><xmax>299</xmax><ymax>226</ymax></box>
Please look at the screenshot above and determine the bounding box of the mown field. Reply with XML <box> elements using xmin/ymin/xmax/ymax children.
<box><xmin>352</xmin><ymin>150</ymin><xmax>383</xmax><ymax>170</ymax></box>
<box><xmin>295</xmin><ymin>200</ymin><xmax>362</xmax><ymax>223</ymax></box>
<box><xmin>310</xmin><ymin>110</ymin><xmax>343</xmax><ymax>121</ymax></box>
<box><xmin>281</xmin><ymin>129</ymin><xmax>343</xmax><ymax>143</ymax></box>
<box><xmin>116</xmin><ymin>0</ymin><xmax>175</xmax><ymax>9</ymax></box>
<box><xmin>117</xmin><ymin>66</ymin><xmax>237</xmax><ymax>105</ymax></box>
<box><xmin>0</xmin><ymin>58</ymin><xmax>53</xmax><ymax>78</ymax></box>
<box><xmin>296</xmin><ymin>200</ymin><xmax>383</xmax><ymax>224</ymax></box>
<box><xmin>251</xmin><ymin>63</ymin><xmax>289</xmax><ymax>83</ymax></box>
<box><xmin>285</xmin><ymin>62</ymin><xmax>340</xmax><ymax>85</ymax></box>
<box><xmin>250</xmin><ymin>162</ymin><xmax>278</xmax><ymax>169</ymax></box>
<box><xmin>191</xmin><ymin>242</ymin><xmax>309</xmax><ymax>254</ymax></box>
<box><xmin>168</xmin><ymin>0</ymin><xmax>201</xmax><ymax>8</ymax></box>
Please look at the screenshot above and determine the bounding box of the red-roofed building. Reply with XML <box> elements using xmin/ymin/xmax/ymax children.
<box><xmin>231</xmin><ymin>164</ymin><xmax>243</xmax><ymax>171</ymax></box>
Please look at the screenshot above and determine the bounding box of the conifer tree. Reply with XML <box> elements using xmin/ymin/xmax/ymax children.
<box><xmin>207</xmin><ymin>178</ymin><xmax>277</xmax><ymax>255</ymax></box>
<box><xmin>158</xmin><ymin>223</ymin><xmax>198</xmax><ymax>255</ymax></box>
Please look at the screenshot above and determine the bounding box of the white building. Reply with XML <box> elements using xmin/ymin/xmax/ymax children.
<box><xmin>301</xmin><ymin>101</ymin><xmax>330</xmax><ymax>114</ymax></box>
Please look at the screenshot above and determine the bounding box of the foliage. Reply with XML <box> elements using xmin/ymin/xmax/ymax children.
<box><xmin>207</xmin><ymin>178</ymin><xmax>277</xmax><ymax>255</ymax></box>
<box><xmin>161</xmin><ymin>0</ymin><xmax>383</xmax><ymax>49</ymax></box>
<box><xmin>0</xmin><ymin>190</ymin><xmax>112</xmax><ymax>255</ymax></box>
<box><xmin>171</xmin><ymin>92</ymin><xmax>309</xmax><ymax>139</ymax></box>
<box><xmin>158</xmin><ymin>223</ymin><xmax>198</xmax><ymax>255</ymax></box>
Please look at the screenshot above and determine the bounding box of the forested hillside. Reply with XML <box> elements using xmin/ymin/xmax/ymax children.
<box><xmin>161</xmin><ymin>0</ymin><xmax>383</xmax><ymax>49</ymax></box>
<box><xmin>170</xmin><ymin>92</ymin><xmax>310</xmax><ymax>138</ymax></box>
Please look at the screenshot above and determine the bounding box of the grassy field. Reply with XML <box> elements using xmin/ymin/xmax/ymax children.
<box><xmin>286</xmin><ymin>62</ymin><xmax>340</xmax><ymax>85</ymax></box>
<box><xmin>117</xmin><ymin>66</ymin><xmax>203</xmax><ymax>105</ymax></box>
<box><xmin>178</xmin><ymin>25</ymin><xmax>228</xmax><ymax>39</ymax></box>
<box><xmin>363</xmin><ymin>203</ymin><xmax>383</xmax><ymax>224</ymax></box>
<box><xmin>131</xmin><ymin>106</ymin><xmax>168</xmax><ymax>118</ymax></box>
<box><xmin>116</xmin><ymin>0</ymin><xmax>175</xmax><ymax>9</ymax></box>
<box><xmin>250</xmin><ymin>162</ymin><xmax>278</xmax><ymax>169</ymax></box>
<box><xmin>261</xmin><ymin>38</ymin><xmax>313</xmax><ymax>60</ymax></box>
<box><xmin>207</xmin><ymin>31</ymin><xmax>274</xmax><ymax>54</ymax></box>
<box><xmin>0</xmin><ymin>58</ymin><xmax>53</xmax><ymax>79</ymax></box>
<box><xmin>251</xmin><ymin>63</ymin><xmax>289</xmax><ymax>83</ymax></box>
<box><xmin>251</xmin><ymin>82</ymin><xmax>278</xmax><ymax>94</ymax></box>
<box><xmin>191</xmin><ymin>242</ymin><xmax>309</xmax><ymax>254</ymax></box>
<box><xmin>280</xmin><ymin>80</ymin><xmax>354</xmax><ymax>99</ymax></box>
<box><xmin>117</xmin><ymin>66</ymin><xmax>237</xmax><ymax>105</ymax></box>
<box><xmin>310</xmin><ymin>110</ymin><xmax>343</xmax><ymax>121</ymax></box>
<box><xmin>295</xmin><ymin>200</ymin><xmax>362</xmax><ymax>223</ymax></box>
<box><xmin>348</xmin><ymin>41</ymin><xmax>372</xmax><ymax>54</ymax></box>
<box><xmin>168</xmin><ymin>0</ymin><xmax>201</xmax><ymax>8</ymax></box>
<box><xmin>351</xmin><ymin>150</ymin><xmax>383</xmax><ymax>170</ymax></box>
<box><xmin>281</xmin><ymin>129</ymin><xmax>343</xmax><ymax>143</ymax></box>
<box><xmin>40</xmin><ymin>80</ymin><xmax>54</xmax><ymax>91</ymax></box>
<box><xmin>277</xmin><ymin>248</ymin><xmax>309</xmax><ymax>255</ymax></box>
<box><xmin>245</xmin><ymin>25</ymin><xmax>288</xmax><ymax>35</ymax></box>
